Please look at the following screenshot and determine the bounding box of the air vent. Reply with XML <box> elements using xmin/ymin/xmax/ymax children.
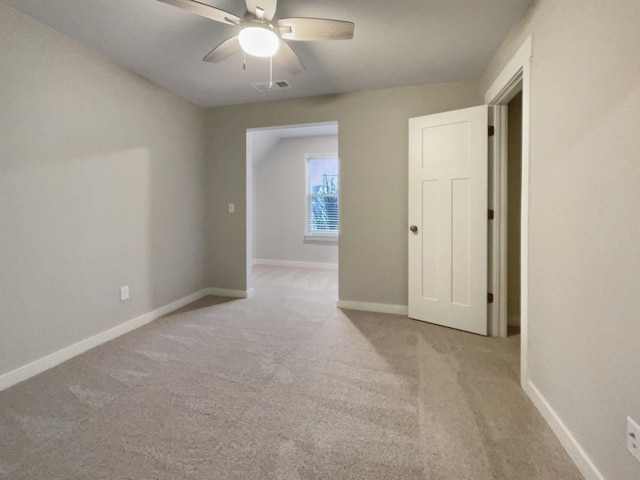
<box><xmin>252</xmin><ymin>80</ymin><xmax>291</xmax><ymax>92</ymax></box>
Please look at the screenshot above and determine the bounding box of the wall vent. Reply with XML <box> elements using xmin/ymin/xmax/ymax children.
<box><xmin>252</xmin><ymin>80</ymin><xmax>291</xmax><ymax>92</ymax></box>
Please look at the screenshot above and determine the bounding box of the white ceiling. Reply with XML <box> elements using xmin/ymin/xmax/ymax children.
<box><xmin>1</xmin><ymin>0</ymin><xmax>532</xmax><ymax>108</ymax></box>
<box><xmin>249</xmin><ymin>121</ymin><xmax>338</xmax><ymax>165</ymax></box>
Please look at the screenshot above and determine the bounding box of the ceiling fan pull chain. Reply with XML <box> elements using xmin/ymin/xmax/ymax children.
<box><xmin>243</xmin><ymin>51</ymin><xmax>247</xmax><ymax>70</ymax></box>
<box><xmin>269</xmin><ymin>55</ymin><xmax>273</xmax><ymax>90</ymax></box>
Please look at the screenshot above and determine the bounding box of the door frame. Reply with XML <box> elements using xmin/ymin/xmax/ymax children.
<box><xmin>245</xmin><ymin>121</ymin><xmax>340</xmax><ymax>291</ymax></box>
<box><xmin>485</xmin><ymin>35</ymin><xmax>532</xmax><ymax>387</ymax></box>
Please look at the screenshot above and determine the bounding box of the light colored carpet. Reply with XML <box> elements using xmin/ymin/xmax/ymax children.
<box><xmin>0</xmin><ymin>265</ymin><xmax>583</xmax><ymax>479</ymax></box>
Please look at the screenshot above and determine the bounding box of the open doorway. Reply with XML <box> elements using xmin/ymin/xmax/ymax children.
<box><xmin>485</xmin><ymin>35</ymin><xmax>532</xmax><ymax>386</ymax></box>
<box><xmin>246</xmin><ymin>122</ymin><xmax>340</xmax><ymax>298</ymax></box>
<box><xmin>507</xmin><ymin>92</ymin><xmax>523</xmax><ymax>336</ymax></box>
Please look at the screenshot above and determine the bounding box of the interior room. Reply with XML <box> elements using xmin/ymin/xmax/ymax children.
<box><xmin>1</xmin><ymin>1</ymin><xmax>639</xmax><ymax>479</ymax></box>
<box><xmin>249</xmin><ymin>122</ymin><xmax>339</xmax><ymax>270</ymax></box>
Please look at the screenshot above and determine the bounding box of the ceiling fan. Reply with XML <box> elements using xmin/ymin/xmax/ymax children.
<box><xmin>157</xmin><ymin>0</ymin><xmax>355</xmax><ymax>75</ymax></box>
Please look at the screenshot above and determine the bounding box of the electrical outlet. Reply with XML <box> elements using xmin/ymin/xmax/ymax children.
<box><xmin>228</xmin><ymin>203</ymin><xmax>235</xmax><ymax>214</ymax></box>
<box><xmin>120</xmin><ymin>286</ymin><xmax>130</xmax><ymax>301</ymax></box>
<box><xmin>628</xmin><ymin>416</ymin><xmax>640</xmax><ymax>463</ymax></box>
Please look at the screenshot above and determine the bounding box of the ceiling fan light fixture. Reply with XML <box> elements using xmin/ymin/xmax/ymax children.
<box><xmin>238</xmin><ymin>25</ymin><xmax>280</xmax><ymax>58</ymax></box>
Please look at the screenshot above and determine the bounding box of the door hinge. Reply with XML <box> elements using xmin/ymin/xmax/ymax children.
<box><xmin>487</xmin><ymin>292</ymin><xmax>494</xmax><ymax>304</ymax></box>
<box><xmin>488</xmin><ymin>209</ymin><xmax>495</xmax><ymax>220</ymax></box>
<box><xmin>488</xmin><ymin>125</ymin><xmax>495</xmax><ymax>136</ymax></box>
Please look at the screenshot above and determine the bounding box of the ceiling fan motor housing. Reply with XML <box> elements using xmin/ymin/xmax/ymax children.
<box><xmin>238</xmin><ymin>21</ymin><xmax>280</xmax><ymax>57</ymax></box>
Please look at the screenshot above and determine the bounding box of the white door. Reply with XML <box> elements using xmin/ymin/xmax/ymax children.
<box><xmin>408</xmin><ymin>105</ymin><xmax>489</xmax><ymax>335</ymax></box>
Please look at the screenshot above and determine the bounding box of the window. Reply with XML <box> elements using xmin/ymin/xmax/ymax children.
<box><xmin>305</xmin><ymin>155</ymin><xmax>339</xmax><ymax>241</ymax></box>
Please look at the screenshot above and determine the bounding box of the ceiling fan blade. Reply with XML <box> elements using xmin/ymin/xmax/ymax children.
<box><xmin>245</xmin><ymin>0</ymin><xmax>277</xmax><ymax>21</ymax></box>
<box><xmin>277</xmin><ymin>18</ymin><xmax>355</xmax><ymax>41</ymax></box>
<box><xmin>157</xmin><ymin>0</ymin><xmax>240</xmax><ymax>25</ymax></box>
<box><xmin>203</xmin><ymin>35</ymin><xmax>241</xmax><ymax>63</ymax></box>
<box><xmin>274</xmin><ymin>41</ymin><xmax>305</xmax><ymax>75</ymax></box>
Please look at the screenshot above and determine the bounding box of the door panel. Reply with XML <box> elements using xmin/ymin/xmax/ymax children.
<box><xmin>451</xmin><ymin>178</ymin><xmax>471</xmax><ymax>306</ymax></box>
<box><xmin>408</xmin><ymin>105</ymin><xmax>489</xmax><ymax>335</ymax></box>
<box><xmin>421</xmin><ymin>180</ymin><xmax>439</xmax><ymax>300</ymax></box>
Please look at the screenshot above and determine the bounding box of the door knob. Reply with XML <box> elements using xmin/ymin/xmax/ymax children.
<box><xmin>409</xmin><ymin>225</ymin><xmax>418</xmax><ymax>233</ymax></box>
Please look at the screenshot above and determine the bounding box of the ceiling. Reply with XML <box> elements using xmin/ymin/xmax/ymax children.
<box><xmin>249</xmin><ymin>122</ymin><xmax>338</xmax><ymax>165</ymax></box>
<box><xmin>1</xmin><ymin>0</ymin><xmax>532</xmax><ymax>108</ymax></box>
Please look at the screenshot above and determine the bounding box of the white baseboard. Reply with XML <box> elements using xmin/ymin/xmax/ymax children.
<box><xmin>253</xmin><ymin>259</ymin><xmax>338</xmax><ymax>270</ymax></box>
<box><xmin>337</xmin><ymin>300</ymin><xmax>408</xmax><ymax>316</ymax></box>
<box><xmin>204</xmin><ymin>287</ymin><xmax>253</xmax><ymax>299</ymax></box>
<box><xmin>0</xmin><ymin>288</ymin><xmax>212</xmax><ymax>393</ymax></box>
<box><xmin>524</xmin><ymin>380</ymin><xmax>605</xmax><ymax>480</ymax></box>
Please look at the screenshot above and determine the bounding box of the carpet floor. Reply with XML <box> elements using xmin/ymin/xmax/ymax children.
<box><xmin>0</xmin><ymin>265</ymin><xmax>583</xmax><ymax>479</ymax></box>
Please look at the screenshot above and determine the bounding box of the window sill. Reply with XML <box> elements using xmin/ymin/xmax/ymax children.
<box><xmin>304</xmin><ymin>234</ymin><xmax>338</xmax><ymax>243</ymax></box>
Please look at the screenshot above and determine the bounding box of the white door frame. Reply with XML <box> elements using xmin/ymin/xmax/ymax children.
<box><xmin>485</xmin><ymin>35</ymin><xmax>532</xmax><ymax>387</ymax></box>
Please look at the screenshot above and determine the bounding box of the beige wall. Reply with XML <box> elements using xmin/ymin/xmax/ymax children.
<box><xmin>204</xmin><ymin>82</ymin><xmax>482</xmax><ymax>304</ymax></box>
<box><xmin>254</xmin><ymin>135</ymin><xmax>339</xmax><ymax>265</ymax></box>
<box><xmin>481</xmin><ymin>1</ymin><xmax>640</xmax><ymax>478</ymax></box>
<box><xmin>0</xmin><ymin>5</ymin><xmax>208</xmax><ymax>376</ymax></box>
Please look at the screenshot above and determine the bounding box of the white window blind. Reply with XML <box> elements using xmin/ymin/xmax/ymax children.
<box><xmin>306</xmin><ymin>155</ymin><xmax>339</xmax><ymax>237</ymax></box>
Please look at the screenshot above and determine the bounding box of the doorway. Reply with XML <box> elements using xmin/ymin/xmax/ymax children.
<box><xmin>485</xmin><ymin>35</ymin><xmax>532</xmax><ymax>386</ymax></box>
<box><xmin>506</xmin><ymin>92</ymin><xmax>523</xmax><ymax>335</ymax></box>
<box><xmin>245</xmin><ymin>122</ymin><xmax>340</xmax><ymax>297</ymax></box>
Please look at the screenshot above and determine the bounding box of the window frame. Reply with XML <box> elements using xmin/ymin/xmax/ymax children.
<box><xmin>304</xmin><ymin>154</ymin><xmax>339</xmax><ymax>243</ymax></box>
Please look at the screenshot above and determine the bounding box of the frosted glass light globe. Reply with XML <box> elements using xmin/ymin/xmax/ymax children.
<box><xmin>239</xmin><ymin>26</ymin><xmax>280</xmax><ymax>57</ymax></box>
